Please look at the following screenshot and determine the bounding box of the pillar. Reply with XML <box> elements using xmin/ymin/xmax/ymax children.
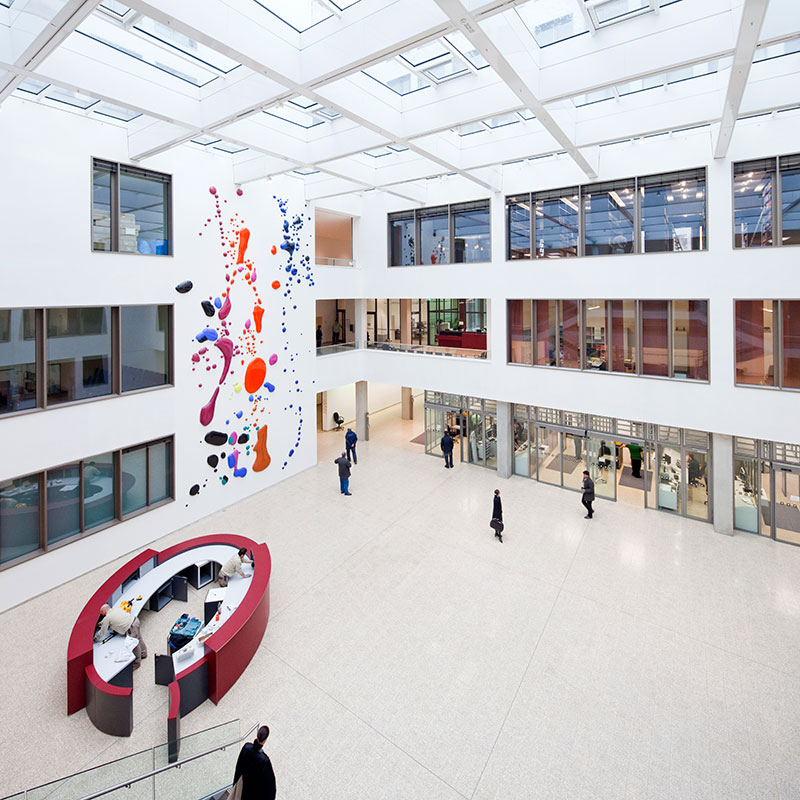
<box><xmin>354</xmin><ymin>298</ymin><xmax>367</xmax><ymax>349</ymax></box>
<box><xmin>401</xmin><ymin>386</ymin><xmax>413</xmax><ymax>420</ymax></box>
<box><xmin>712</xmin><ymin>432</ymin><xmax>734</xmax><ymax>535</ymax></box>
<box><xmin>496</xmin><ymin>401</ymin><xmax>513</xmax><ymax>479</ymax></box>
<box><xmin>356</xmin><ymin>380</ymin><xmax>368</xmax><ymax>441</ymax></box>
<box><xmin>400</xmin><ymin>299</ymin><xmax>412</xmax><ymax>344</ymax></box>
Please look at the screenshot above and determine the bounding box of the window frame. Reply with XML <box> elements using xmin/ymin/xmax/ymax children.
<box><xmin>91</xmin><ymin>157</ymin><xmax>173</xmax><ymax>256</ymax></box>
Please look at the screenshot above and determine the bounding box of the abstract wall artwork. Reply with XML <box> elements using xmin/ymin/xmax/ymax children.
<box><xmin>181</xmin><ymin>187</ymin><xmax>314</xmax><ymax>499</ymax></box>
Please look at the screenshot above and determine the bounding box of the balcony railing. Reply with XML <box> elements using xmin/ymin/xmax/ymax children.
<box><xmin>367</xmin><ymin>341</ymin><xmax>487</xmax><ymax>359</ymax></box>
<box><xmin>317</xmin><ymin>342</ymin><xmax>357</xmax><ymax>355</ymax></box>
<box><xmin>315</xmin><ymin>256</ymin><xmax>353</xmax><ymax>267</ymax></box>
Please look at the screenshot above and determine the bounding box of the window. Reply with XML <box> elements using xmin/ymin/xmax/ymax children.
<box><xmin>733</xmin><ymin>159</ymin><xmax>774</xmax><ymax>248</ymax></box>
<box><xmin>672</xmin><ymin>300</ymin><xmax>708</xmax><ymax>381</ymax></box>
<box><xmin>0</xmin><ymin>437</ymin><xmax>173</xmax><ymax>569</ymax></box>
<box><xmin>583</xmin><ymin>179</ymin><xmax>635</xmax><ymax>256</ymax></box>
<box><xmin>534</xmin><ymin>300</ymin><xmax>557</xmax><ymax>366</ymax></box>
<box><xmin>506</xmin><ymin>196</ymin><xmax>531</xmax><ymax>259</ymax></box>
<box><xmin>559</xmin><ymin>300</ymin><xmax>580</xmax><ymax>368</ymax></box>
<box><xmin>610</xmin><ymin>300</ymin><xmax>637</xmax><ymax>373</ymax></box>
<box><xmin>92</xmin><ymin>158</ymin><xmax>171</xmax><ymax>254</ymax></box>
<box><xmin>388</xmin><ymin>200</ymin><xmax>490</xmax><ymax>266</ymax></box>
<box><xmin>781</xmin><ymin>155</ymin><xmax>800</xmax><ymax>246</ymax></box>
<box><xmin>641</xmin><ymin>300</ymin><xmax>669</xmax><ymax>376</ymax></box>
<box><xmin>0</xmin><ymin>305</ymin><xmax>172</xmax><ymax>416</ymax></box>
<box><xmin>534</xmin><ymin>188</ymin><xmax>579</xmax><ymax>258</ymax></box>
<box><xmin>508</xmin><ymin>300</ymin><xmax>532</xmax><ymax>364</ymax></box>
<box><xmin>735</xmin><ymin>300</ymin><xmax>800</xmax><ymax>389</ymax></box>
<box><xmin>584</xmin><ymin>300</ymin><xmax>607</xmax><ymax>370</ymax></box>
<box><xmin>640</xmin><ymin>169</ymin><xmax>706</xmax><ymax>252</ymax></box>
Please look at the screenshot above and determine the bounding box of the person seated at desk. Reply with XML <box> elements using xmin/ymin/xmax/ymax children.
<box><xmin>95</xmin><ymin>604</ymin><xmax>147</xmax><ymax>669</ymax></box>
<box><xmin>218</xmin><ymin>548</ymin><xmax>252</xmax><ymax>587</ymax></box>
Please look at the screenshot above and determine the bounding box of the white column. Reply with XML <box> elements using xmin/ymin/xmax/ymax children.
<box><xmin>400</xmin><ymin>299</ymin><xmax>411</xmax><ymax>344</ymax></box>
<box><xmin>354</xmin><ymin>298</ymin><xmax>367</xmax><ymax>349</ymax></box>
<box><xmin>401</xmin><ymin>386</ymin><xmax>413</xmax><ymax>420</ymax></box>
<box><xmin>356</xmin><ymin>380</ymin><xmax>369</xmax><ymax>441</ymax></box>
<box><xmin>712</xmin><ymin>432</ymin><xmax>734</xmax><ymax>535</ymax></box>
<box><xmin>496</xmin><ymin>401</ymin><xmax>513</xmax><ymax>479</ymax></box>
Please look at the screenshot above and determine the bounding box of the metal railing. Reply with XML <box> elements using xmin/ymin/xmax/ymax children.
<box><xmin>316</xmin><ymin>342</ymin><xmax>357</xmax><ymax>355</ymax></box>
<box><xmin>2</xmin><ymin>720</ymin><xmax>255</xmax><ymax>800</ymax></box>
<box><xmin>367</xmin><ymin>341</ymin><xmax>487</xmax><ymax>359</ymax></box>
<box><xmin>314</xmin><ymin>256</ymin><xmax>353</xmax><ymax>267</ymax></box>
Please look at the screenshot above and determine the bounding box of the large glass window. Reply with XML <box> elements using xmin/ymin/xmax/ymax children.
<box><xmin>121</xmin><ymin>305</ymin><xmax>170</xmax><ymax>391</ymax></box>
<box><xmin>148</xmin><ymin>439</ymin><xmax>172</xmax><ymax>504</ymax></box>
<box><xmin>506</xmin><ymin>196</ymin><xmax>531</xmax><ymax>259</ymax></box>
<box><xmin>0</xmin><ymin>308</ymin><xmax>37</xmax><ymax>414</ymax></box>
<box><xmin>781</xmin><ymin>155</ymin><xmax>800</xmax><ymax>246</ymax></box>
<box><xmin>46</xmin><ymin>464</ymin><xmax>81</xmax><ymax>546</ymax></box>
<box><xmin>783</xmin><ymin>300</ymin><xmax>800</xmax><ymax>390</ymax></box>
<box><xmin>418</xmin><ymin>206</ymin><xmax>449</xmax><ymax>264</ymax></box>
<box><xmin>559</xmin><ymin>300</ymin><xmax>580</xmax><ymax>368</ymax></box>
<box><xmin>641</xmin><ymin>300</ymin><xmax>669</xmax><ymax>376</ymax></box>
<box><xmin>610</xmin><ymin>300</ymin><xmax>637</xmax><ymax>373</ymax></box>
<box><xmin>733</xmin><ymin>159</ymin><xmax>775</xmax><ymax>248</ymax></box>
<box><xmin>93</xmin><ymin>159</ymin><xmax>171</xmax><ymax>255</ymax></box>
<box><xmin>735</xmin><ymin>300</ymin><xmax>776</xmax><ymax>386</ymax></box>
<box><xmin>453</xmin><ymin>200</ymin><xmax>490</xmax><ymax>262</ymax></box>
<box><xmin>640</xmin><ymin>169</ymin><xmax>706</xmax><ymax>252</ymax></box>
<box><xmin>46</xmin><ymin>307</ymin><xmax>112</xmax><ymax>405</ymax></box>
<box><xmin>508</xmin><ymin>300</ymin><xmax>532</xmax><ymax>364</ymax></box>
<box><xmin>535</xmin><ymin>300</ymin><xmax>557</xmax><ymax>365</ymax></box>
<box><xmin>121</xmin><ymin>446</ymin><xmax>147</xmax><ymax>516</ymax></box>
<box><xmin>582</xmin><ymin>179</ymin><xmax>635</xmax><ymax>256</ymax></box>
<box><xmin>584</xmin><ymin>300</ymin><xmax>607</xmax><ymax>370</ymax></box>
<box><xmin>84</xmin><ymin>452</ymin><xmax>115</xmax><ymax>530</ymax></box>
<box><xmin>534</xmin><ymin>188</ymin><xmax>579</xmax><ymax>258</ymax></box>
<box><xmin>0</xmin><ymin>474</ymin><xmax>40</xmax><ymax>564</ymax></box>
<box><xmin>389</xmin><ymin>213</ymin><xmax>415</xmax><ymax>265</ymax></box>
<box><xmin>672</xmin><ymin>300</ymin><xmax>708</xmax><ymax>381</ymax></box>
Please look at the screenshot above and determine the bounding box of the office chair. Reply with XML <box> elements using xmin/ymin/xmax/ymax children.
<box><xmin>332</xmin><ymin>412</ymin><xmax>344</xmax><ymax>431</ymax></box>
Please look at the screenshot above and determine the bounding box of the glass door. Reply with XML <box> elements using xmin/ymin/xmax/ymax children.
<box><xmin>655</xmin><ymin>445</ymin><xmax>682</xmax><ymax>513</ymax></box>
<box><xmin>513</xmin><ymin>420</ymin><xmax>530</xmax><ymax>477</ymax></box>
<box><xmin>615</xmin><ymin>440</ymin><xmax>645</xmax><ymax>507</ymax></box>
<box><xmin>425</xmin><ymin>407</ymin><xmax>444</xmax><ymax>456</ymax></box>
<box><xmin>685</xmin><ymin>451</ymin><xmax>710</xmax><ymax>520</ymax></box>
<box><xmin>586</xmin><ymin>436</ymin><xmax>616</xmax><ymax>500</ymax></box>
<box><xmin>467</xmin><ymin>412</ymin><xmax>484</xmax><ymax>466</ymax></box>
<box><xmin>561</xmin><ymin>433</ymin><xmax>585</xmax><ymax>492</ymax></box>
<box><xmin>773</xmin><ymin>465</ymin><xmax>800</xmax><ymax>545</ymax></box>
<box><xmin>536</xmin><ymin>426</ymin><xmax>560</xmax><ymax>485</ymax></box>
<box><xmin>485</xmin><ymin>414</ymin><xmax>498</xmax><ymax>469</ymax></box>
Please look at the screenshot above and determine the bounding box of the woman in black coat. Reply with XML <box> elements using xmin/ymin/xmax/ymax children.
<box><xmin>233</xmin><ymin>726</ymin><xmax>276</xmax><ymax>800</ymax></box>
<box><xmin>491</xmin><ymin>489</ymin><xmax>503</xmax><ymax>543</ymax></box>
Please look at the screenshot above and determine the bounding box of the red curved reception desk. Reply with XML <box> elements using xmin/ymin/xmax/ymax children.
<box><xmin>67</xmin><ymin>535</ymin><xmax>271</xmax><ymax>739</ymax></box>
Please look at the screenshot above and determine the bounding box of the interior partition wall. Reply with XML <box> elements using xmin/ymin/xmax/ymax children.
<box><xmin>733</xmin><ymin>438</ymin><xmax>800</xmax><ymax>545</ymax></box>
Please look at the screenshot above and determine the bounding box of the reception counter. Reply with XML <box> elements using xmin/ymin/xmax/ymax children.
<box><xmin>435</xmin><ymin>331</ymin><xmax>487</xmax><ymax>350</ymax></box>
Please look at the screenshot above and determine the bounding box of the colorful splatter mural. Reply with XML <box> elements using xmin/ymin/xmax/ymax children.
<box><xmin>183</xmin><ymin>187</ymin><xmax>314</xmax><ymax>499</ymax></box>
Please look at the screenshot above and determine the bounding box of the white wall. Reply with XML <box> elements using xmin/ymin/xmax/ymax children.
<box><xmin>0</xmin><ymin>99</ymin><xmax>317</xmax><ymax>610</ymax></box>
<box><xmin>321</xmin><ymin>382</ymin><xmax>405</xmax><ymax>430</ymax></box>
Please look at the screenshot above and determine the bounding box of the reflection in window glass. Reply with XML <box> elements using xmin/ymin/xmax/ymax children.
<box><xmin>84</xmin><ymin>453</ymin><xmax>115</xmax><ymax>530</ymax></box>
<box><xmin>148</xmin><ymin>440</ymin><xmax>171</xmax><ymax>504</ymax></box>
<box><xmin>640</xmin><ymin>170</ymin><xmax>706</xmax><ymax>252</ymax></box>
<box><xmin>121</xmin><ymin>305</ymin><xmax>170</xmax><ymax>391</ymax></box>
<box><xmin>735</xmin><ymin>300</ymin><xmax>776</xmax><ymax>386</ymax></box>
<box><xmin>0</xmin><ymin>474</ymin><xmax>40</xmax><ymax>564</ymax></box>
<box><xmin>534</xmin><ymin>190</ymin><xmax>579</xmax><ymax>257</ymax></box>
<box><xmin>657</xmin><ymin>445</ymin><xmax>682</xmax><ymax>513</ymax></box>
<box><xmin>509</xmin><ymin>300</ymin><xmax>532</xmax><ymax>364</ymax></box>
<box><xmin>389</xmin><ymin>214</ymin><xmax>415</xmax><ymax>265</ymax></box>
<box><xmin>419</xmin><ymin>208</ymin><xmax>449</xmax><ymax>264</ymax></box>
<box><xmin>583</xmin><ymin>181</ymin><xmax>635</xmax><ymax>256</ymax></box>
<box><xmin>92</xmin><ymin>160</ymin><xmax>114</xmax><ymax>251</ymax></box>
<box><xmin>734</xmin><ymin>457</ymin><xmax>760</xmax><ymax>534</ymax></box>
<box><xmin>559</xmin><ymin>300</ymin><xmax>580</xmax><ymax>368</ymax></box>
<box><xmin>584</xmin><ymin>300</ymin><xmax>607</xmax><ymax>370</ymax></box>
<box><xmin>46</xmin><ymin>307</ymin><xmax>111</xmax><ymax>405</ymax></box>
<box><xmin>122</xmin><ymin>447</ymin><xmax>147</xmax><ymax>516</ymax></box>
<box><xmin>453</xmin><ymin>202</ymin><xmax>490</xmax><ymax>262</ymax></box>
<box><xmin>513</xmin><ymin>420</ymin><xmax>530</xmax><ymax>476</ymax></box>
<box><xmin>119</xmin><ymin>166</ymin><xmax>169</xmax><ymax>254</ymax></box>
<box><xmin>46</xmin><ymin>464</ymin><xmax>81</xmax><ymax>546</ymax></box>
<box><xmin>506</xmin><ymin>197</ymin><xmax>531</xmax><ymax>259</ymax></box>
<box><xmin>641</xmin><ymin>300</ymin><xmax>669</xmax><ymax>376</ymax></box>
<box><xmin>535</xmin><ymin>300</ymin><xmax>557</xmax><ymax>365</ymax></box>
<box><xmin>610</xmin><ymin>300</ymin><xmax>637</xmax><ymax>373</ymax></box>
<box><xmin>733</xmin><ymin>160</ymin><xmax>774</xmax><ymax>248</ymax></box>
<box><xmin>672</xmin><ymin>300</ymin><xmax>708</xmax><ymax>380</ymax></box>
<box><xmin>0</xmin><ymin>308</ymin><xmax>37</xmax><ymax>414</ymax></box>
<box><xmin>783</xmin><ymin>300</ymin><xmax>800</xmax><ymax>389</ymax></box>
<box><xmin>686</xmin><ymin>451</ymin><xmax>709</xmax><ymax>520</ymax></box>
<box><xmin>780</xmin><ymin>159</ymin><xmax>800</xmax><ymax>246</ymax></box>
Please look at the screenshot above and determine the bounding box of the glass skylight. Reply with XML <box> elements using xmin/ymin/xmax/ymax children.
<box><xmin>571</xmin><ymin>86</ymin><xmax>616</xmax><ymax>107</ymax></box>
<box><xmin>516</xmin><ymin>0</ymin><xmax>589</xmax><ymax>47</ymax></box>
<box><xmin>293</xmin><ymin>167</ymin><xmax>320</xmax><ymax>175</ymax></box>
<box><xmin>93</xmin><ymin>101</ymin><xmax>140</xmax><ymax>121</ymax></box>
<box><xmin>45</xmin><ymin>87</ymin><xmax>99</xmax><ymax>109</ymax></box>
<box><xmin>264</xmin><ymin>106</ymin><xmax>325</xmax><ymax>129</ymax></box>
<box><xmin>587</xmin><ymin>0</ymin><xmax>649</xmax><ymax>26</ymax></box>
<box><xmin>289</xmin><ymin>95</ymin><xmax>317</xmax><ymax>109</ymax></box>
<box><xmin>252</xmin><ymin>0</ymin><xmax>360</xmax><ymax>34</ymax></box>
<box><xmin>401</xmin><ymin>41</ymin><xmax>451</xmax><ymax>67</ymax></box>
<box><xmin>423</xmin><ymin>55</ymin><xmax>469</xmax><ymax>83</ymax></box>
<box><xmin>445</xmin><ymin>31</ymin><xmax>489</xmax><ymax>69</ymax></box>
<box><xmin>16</xmin><ymin>77</ymin><xmax>49</xmax><ymax>95</ymax></box>
<box><xmin>213</xmin><ymin>142</ymin><xmax>248</xmax><ymax>154</ymax></box>
<box><xmin>666</xmin><ymin>59</ymin><xmax>727</xmax><ymax>85</ymax></box>
<box><xmin>364</xmin><ymin>147</ymin><xmax>392</xmax><ymax>157</ymax></box>
<box><xmin>753</xmin><ymin>37</ymin><xmax>800</xmax><ymax>63</ymax></box>
<box><xmin>456</xmin><ymin>121</ymin><xmax>485</xmax><ymax>136</ymax></box>
<box><xmin>363</xmin><ymin>60</ymin><xmax>430</xmax><ymax>96</ymax></box>
<box><xmin>192</xmin><ymin>134</ymin><xmax>223</xmax><ymax>146</ymax></box>
<box><xmin>98</xmin><ymin>1</ymin><xmax>130</xmax><ymax>17</ymax></box>
<box><xmin>387</xmin><ymin>144</ymin><xmax>408</xmax><ymax>152</ymax></box>
<box><xmin>616</xmin><ymin>74</ymin><xmax>664</xmax><ymax>96</ymax></box>
<box><xmin>484</xmin><ymin>113</ymin><xmax>520</xmax><ymax>129</ymax></box>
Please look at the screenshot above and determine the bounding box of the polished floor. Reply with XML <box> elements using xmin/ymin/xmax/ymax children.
<box><xmin>2</xmin><ymin>396</ymin><xmax>800</xmax><ymax>798</ymax></box>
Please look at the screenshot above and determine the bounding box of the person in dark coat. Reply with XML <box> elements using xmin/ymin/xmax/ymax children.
<box><xmin>440</xmin><ymin>430</ymin><xmax>454</xmax><ymax>468</ymax></box>
<box><xmin>316</xmin><ymin>325</ymin><xmax>323</xmax><ymax>349</ymax></box>
<box><xmin>345</xmin><ymin>427</ymin><xmax>358</xmax><ymax>464</ymax></box>
<box><xmin>233</xmin><ymin>725</ymin><xmax>276</xmax><ymax>800</ymax></box>
<box><xmin>491</xmin><ymin>488</ymin><xmax>503</xmax><ymax>543</ymax></box>
<box><xmin>334</xmin><ymin>452</ymin><xmax>352</xmax><ymax>495</ymax></box>
<box><xmin>581</xmin><ymin>470</ymin><xmax>595</xmax><ymax>519</ymax></box>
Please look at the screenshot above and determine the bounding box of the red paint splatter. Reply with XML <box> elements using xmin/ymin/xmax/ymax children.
<box><xmin>200</xmin><ymin>387</ymin><xmax>219</xmax><ymax>426</ymax></box>
<box><xmin>219</xmin><ymin>291</ymin><xmax>232</xmax><ymax>320</ymax></box>
<box><xmin>271</xmin><ymin>280</ymin><xmax>280</xmax><ymax>290</ymax></box>
<box><xmin>270</xmin><ymin>245</ymin><xmax>277</xmax><ymax>255</ymax></box>
<box><xmin>253</xmin><ymin>305</ymin><xmax>264</xmax><ymax>333</ymax></box>
<box><xmin>253</xmin><ymin>425</ymin><xmax>271</xmax><ymax>472</ymax></box>
<box><xmin>244</xmin><ymin>358</ymin><xmax>266</xmax><ymax>394</ymax></box>
<box><xmin>236</xmin><ymin>228</ymin><xmax>250</xmax><ymax>264</ymax></box>
<box><xmin>214</xmin><ymin>337</ymin><xmax>233</xmax><ymax>384</ymax></box>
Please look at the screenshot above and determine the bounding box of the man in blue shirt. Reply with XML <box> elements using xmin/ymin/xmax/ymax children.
<box><xmin>345</xmin><ymin>427</ymin><xmax>358</xmax><ymax>464</ymax></box>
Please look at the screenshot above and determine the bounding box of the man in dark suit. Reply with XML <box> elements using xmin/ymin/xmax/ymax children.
<box><xmin>491</xmin><ymin>488</ymin><xmax>503</xmax><ymax>543</ymax></box>
<box><xmin>334</xmin><ymin>452</ymin><xmax>352</xmax><ymax>495</ymax></box>
<box><xmin>233</xmin><ymin>725</ymin><xmax>276</xmax><ymax>799</ymax></box>
<box><xmin>581</xmin><ymin>470</ymin><xmax>595</xmax><ymax>519</ymax></box>
<box><xmin>441</xmin><ymin>430</ymin><xmax>454</xmax><ymax>468</ymax></box>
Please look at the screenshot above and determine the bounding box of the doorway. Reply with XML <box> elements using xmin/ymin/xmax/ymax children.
<box><xmin>771</xmin><ymin>465</ymin><xmax>800</xmax><ymax>545</ymax></box>
<box><xmin>425</xmin><ymin>406</ymin><xmax>463</xmax><ymax>463</ymax></box>
<box><xmin>612</xmin><ymin>439</ymin><xmax>647</xmax><ymax>507</ymax></box>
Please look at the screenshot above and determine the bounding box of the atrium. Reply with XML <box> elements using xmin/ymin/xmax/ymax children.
<box><xmin>1</xmin><ymin>1</ymin><xmax>800</xmax><ymax>798</ymax></box>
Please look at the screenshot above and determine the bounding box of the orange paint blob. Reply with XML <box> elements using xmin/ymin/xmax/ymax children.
<box><xmin>236</xmin><ymin>228</ymin><xmax>250</xmax><ymax>264</ymax></box>
<box><xmin>253</xmin><ymin>305</ymin><xmax>265</xmax><ymax>333</ymax></box>
<box><xmin>271</xmin><ymin>280</ymin><xmax>280</xmax><ymax>290</ymax></box>
<box><xmin>270</xmin><ymin>245</ymin><xmax>277</xmax><ymax>255</ymax></box>
<box><xmin>244</xmin><ymin>357</ymin><xmax>266</xmax><ymax>394</ymax></box>
<box><xmin>253</xmin><ymin>425</ymin><xmax>271</xmax><ymax>472</ymax></box>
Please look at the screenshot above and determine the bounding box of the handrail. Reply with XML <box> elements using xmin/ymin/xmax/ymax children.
<box><xmin>77</xmin><ymin>723</ymin><xmax>258</xmax><ymax>800</ymax></box>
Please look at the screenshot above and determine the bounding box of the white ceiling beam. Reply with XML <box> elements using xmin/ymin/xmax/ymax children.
<box><xmin>433</xmin><ymin>0</ymin><xmax>598</xmax><ymax>179</ymax></box>
<box><xmin>714</xmin><ymin>0</ymin><xmax>770</xmax><ymax>158</ymax></box>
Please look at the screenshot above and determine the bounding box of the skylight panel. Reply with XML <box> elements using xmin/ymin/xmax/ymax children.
<box><xmin>213</xmin><ymin>142</ymin><xmax>248</xmax><ymax>154</ymax></box>
<box><xmin>387</xmin><ymin>144</ymin><xmax>408</xmax><ymax>152</ymax></box>
<box><xmin>666</xmin><ymin>59</ymin><xmax>727</xmax><ymax>85</ymax></box>
<box><xmin>16</xmin><ymin>77</ymin><xmax>48</xmax><ymax>95</ymax></box>
<box><xmin>754</xmin><ymin>37</ymin><xmax>800</xmax><ymax>63</ymax></box>
<box><xmin>484</xmin><ymin>113</ymin><xmax>520</xmax><ymax>128</ymax></box>
<box><xmin>423</xmin><ymin>55</ymin><xmax>469</xmax><ymax>83</ymax></box>
<box><xmin>571</xmin><ymin>86</ymin><xmax>615</xmax><ymax>107</ymax></box>
<box><xmin>616</xmin><ymin>74</ymin><xmax>664</xmax><ymax>96</ymax></box>
<box><xmin>456</xmin><ymin>121</ymin><xmax>485</xmax><ymax>136</ymax></box>
<box><xmin>192</xmin><ymin>134</ymin><xmax>223</xmax><ymax>146</ymax></box>
<box><xmin>517</xmin><ymin>109</ymin><xmax>536</xmax><ymax>120</ymax></box>
<box><xmin>98</xmin><ymin>1</ymin><xmax>131</xmax><ymax>17</ymax></box>
<box><xmin>45</xmin><ymin>87</ymin><xmax>98</xmax><ymax>109</ymax></box>
<box><xmin>314</xmin><ymin>106</ymin><xmax>340</xmax><ymax>120</ymax></box>
<box><xmin>363</xmin><ymin>60</ymin><xmax>430</xmax><ymax>96</ymax></box>
<box><xmin>586</xmin><ymin>0</ymin><xmax>649</xmax><ymax>26</ymax></box>
<box><xmin>445</xmin><ymin>31</ymin><xmax>489</xmax><ymax>69</ymax></box>
<box><xmin>401</xmin><ymin>41</ymin><xmax>450</xmax><ymax>68</ymax></box>
<box><xmin>93</xmin><ymin>101</ymin><xmax>140</xmax><ymax>121</ymax></box>
<box><xmin>264</xmin><ymin>106</ymin><xmax>325</xmax><ymax>129</ymax></box>
<box><xmin>0</xmin><ymin>0</ymin><xmax>15</xmax><ymax>7</ymax></box>
<box><xmin>252</xmin><ymin>0</ymin><xmax>333</xmax><ymax>33</ymax></box>
<box><xmin>289</xmin><ymin>95</ymin><xmax>318</xmax><ymax>109</ymax></box>
<box><xmin>293</xmin><ymin>167</ymin><xmax>320</xmax><ymax>175</ymax></box>
<box><xmin>515</xmin><ymin>0</ymin><xmax>589</xmax><ymax>47</ymax></box>
<box><xmin>364</xmin><ymin>147</ymin><xmax>392</xmax><ymax>157</ymax></box>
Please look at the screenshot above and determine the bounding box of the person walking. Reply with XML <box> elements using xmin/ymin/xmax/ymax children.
<box><xmin>626</xmin><ymin>442</ymin><xmax>643</xmax><ymax>478</ymax></box>
<box><xmin>316</xmin><ymin>324</ymin><xmax>323</xmax><ymax>350</ymax></box>
<box><xmin>231</xmin><ymin>725</ymin><xmax>276</xmax><ymax>800</ymax></box>
<box><xmin>581</xmin><ymin>470</ymin><xmax>595</xmax><ymax>519</ymax></box>
<box><xmin>440</xmin><ymin>430</ymin><xmax>454</xmax><ymax>468</ymax></box>
<box><xmin>490</xmin><ymin>488</ymin><xmax>503</xmax><ymax>543</ymax></box>
<box><xmin>345</xmin><ymin>427</ymin><xmax>358</xmax><ymax>464</ymax></box>
<box><xmin>332</xmin><ymin>319</ymin><xmax>341</xmax><ymax>344</ymax></box>
<box><xmin>334</xmin><ymin>452</ymin><xmax>352</xmax><ymax>495</ymax></box>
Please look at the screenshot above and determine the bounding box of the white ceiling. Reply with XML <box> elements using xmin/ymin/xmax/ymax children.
<box><xmin>1</xmin><ymin>0</ymin><xmax>799</xmax><ymax>201</ymax></box>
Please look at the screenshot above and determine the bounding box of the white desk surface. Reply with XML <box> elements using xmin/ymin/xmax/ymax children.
<box><xmin>93</xmin><ymin>544</ymin><xmax>254</xmax><ymax>683</ymax></box>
